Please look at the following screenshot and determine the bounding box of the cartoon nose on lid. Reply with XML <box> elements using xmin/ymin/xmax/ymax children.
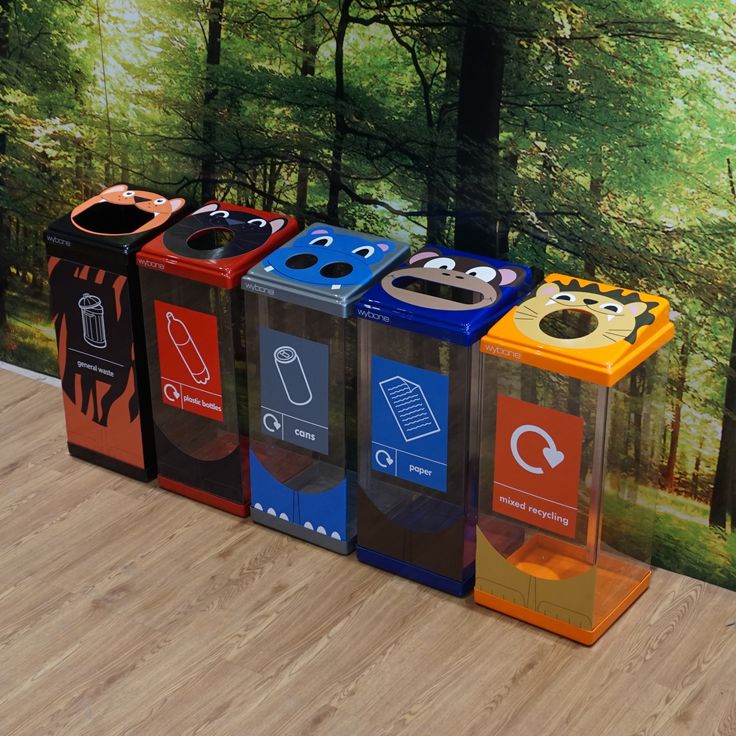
<box><xmin>583</xmin><ymin>298</ymin><xmax>597</xmax><ymax>305</ymax></box>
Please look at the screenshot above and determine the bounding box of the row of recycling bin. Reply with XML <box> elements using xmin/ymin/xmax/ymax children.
<box><xmin>45</xmin><ymin>184</ymin><xmax>674</xmax><ymax>645</ymax></box>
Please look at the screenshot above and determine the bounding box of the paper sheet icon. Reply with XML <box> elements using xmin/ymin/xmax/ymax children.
<box><xmin>379</xmin><ymin>375</ymin><xmax>441</xmax><ymax>442</ymax></box>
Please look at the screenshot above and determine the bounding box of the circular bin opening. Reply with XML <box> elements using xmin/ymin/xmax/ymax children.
<box><xmin>539</xmin><ymin>309</ymin><xmax>598</xmax><ymax>340</ymax></box>
<box><xmin>186</xmin><ymin>228</ymin><xmax>234</xmax><ymax>251</ymax></box>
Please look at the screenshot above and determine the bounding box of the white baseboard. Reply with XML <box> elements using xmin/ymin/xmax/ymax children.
<box><xmin>0</xmin><ymin>360</ymin><xmax>61</xmax><ymax>388</ymax></box>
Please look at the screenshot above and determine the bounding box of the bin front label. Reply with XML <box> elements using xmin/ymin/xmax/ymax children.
<box><xmin>259</xmin><ymin>327</ymin><xmax>329</xmax><ymax>454</ymax></box>
<box><xmin>48</xmin><ymin>258</ymin><xmax>145</xmax><ymax>467</ymax></box>
<box><xmin>371</xmin><ymin>356</ymin><xmax>449</xmax><ymax>493</ymax></box>
<box><xmin>492</xmin><ymin>394</ymin><xmax>583</xmax><ymax>538</ymax></box>
<box><xmin>154</xmin><ymin>300</ymin><xmax>224</xmax><ymax>422</ymax></box>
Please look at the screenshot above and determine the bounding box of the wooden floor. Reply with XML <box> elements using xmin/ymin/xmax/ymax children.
<box><xmin>1</xmin><ymin>368</ymin><xmax>736</xmax><ymax>736</ymax></box>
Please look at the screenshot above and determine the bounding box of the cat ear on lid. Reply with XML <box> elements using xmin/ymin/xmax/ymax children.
<box><xmin>269</xmin><ymin>217</ymin><xmax>287</xmax><ymax>233</ymax></box>
<box><xmin>498</xmin><ymin>266</ymin><xmax>526</xmax><ymax>287</ymax></box>
<box><xmin>408</xmin><ymin>249</ymin><xmax>440</xmax><ymax>264</ymax></box>
<box><xmin>537</xmin><ymin>282</ymin><xmax>561</xmax><ymax>297</ymax></box>
<box><xmin>627</xmin><ymin>301</ymin><xmax>648</xmax><ymax>317</ymax></box>
<box><xmin>192</xmin><ymin>203</ymin><xmax>218</xmax><ymax>216</ymax></box>
<box><xmin>169</xmin><ymin>198</ymin><xmax>185</xmax><ymax>212</ymax></box>
<box><xmin>101</xmin><ymin>184</ymin><xmax>128</xmax><ymax>196</ymax></box>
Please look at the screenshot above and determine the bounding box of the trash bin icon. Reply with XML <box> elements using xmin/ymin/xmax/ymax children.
<box><xmin>242</xmin><ymin>224</ymin><xmax>409</xmax><ymax>553</ymax></box>
<box><xmin>46</xmin><ymin>183</ymin><xmax>189</xmax><ymax>480</ymax></box>
<box><xmin>137</xmin><ymin>201</ymin><xmax>299</xmax><ymax>516</ymax></box>
<box><xmin>475</xmin><ymin>274</ymin><xmax>674</xmax><ymax>643</ymax></box>
<box><xmin>78</xmin><ymin>293</ymin><xmax>107</xmax><ymax>348</ymax></box>
<box><xmin>355</xmin><ymin>247</ymin><xmax>534</xmax><ymax>594</ymax></box>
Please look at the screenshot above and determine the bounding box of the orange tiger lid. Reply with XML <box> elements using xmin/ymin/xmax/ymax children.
<box><xmin>480</xmin><ymin>274</ymin><xmax>674</xmax><ymax>387</ymax></box>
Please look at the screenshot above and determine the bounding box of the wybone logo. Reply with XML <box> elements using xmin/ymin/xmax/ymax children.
<box><xmin>46</xmin><ymin>234</ymin><xmax>71</xmax><ymax>247</ymax></box>
<box><xmin>356</xmin><ymin>308</ymin><xmax>389</xmax><ymax>323</ymax></box>
<box><xmin>242</xmin><ymin>282</ymin><xmax>275</xmax><ymax>296</ymax></box>
<box><xmin>138</xmin><ymin>258</ymin><xmax>165</xmax><ymax>271</ymax></box>
<box><xmin>484</xmin><ymin>343</ymin><xmax>522</xmax><ymax>361</ymax></box>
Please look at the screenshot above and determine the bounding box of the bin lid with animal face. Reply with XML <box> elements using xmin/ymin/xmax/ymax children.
<box><xmin>481</xmin><ymin>274</ymin><xmax>675</xmax><ymax>387</ymax></box>
<box><xmin>354</xmin><ymin>246</ymin><xmax>534</xmax><ymax>345</ymax></box>
<box><xmin>136</xmin><ymin>202</ymin><xmax>300</xmax><ymax>288</ymax></box>
<box><xmin>45</xmin><ymin>183</ymin><xmax>191</xmax><ymax>269</ymax></box>
<box><xmin>241</xmin><ymin>224</ymin><xmax>410</xmax><ymax>317</ymax></box>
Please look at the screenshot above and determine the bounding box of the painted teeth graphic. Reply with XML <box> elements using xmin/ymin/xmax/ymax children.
<box><xmin>254</xmin><ymin>505</ymin><xmax>341</xmax><ymax>540</ymax></box>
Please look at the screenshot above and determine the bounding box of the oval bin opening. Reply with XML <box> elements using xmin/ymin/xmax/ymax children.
<box><xmin>539</xmin><ymin>309</ymin><xmax>598</xmax><ymax>340</ymax></box>
<box><xmin>186</xmin><ymin>228</ymin><xmax>234</xmax><ymax>251</ymax></box>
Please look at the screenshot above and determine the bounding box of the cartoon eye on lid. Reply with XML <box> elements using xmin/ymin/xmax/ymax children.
<box><xmin>209</xmin><ymin>210</ymin><xmax>229</xmax><ymax>218</ymax></box>
<box><xmin>552</xmin><ymin>292</ymin><xmax>577</xmax><ymax>304</ymax></box>
<box><xmin>600</xmin><ymin>302</ymin><xmax>624</xmax><ymax>314</ymax></box>
<box><xmin>465</xmin><ymin>266</ymin><xmax>497</xmax><ymax>283</ymax></box>
<box><xmin>153</xmin><ymin>197</ymin><xmax>166</xmax><ymax>205</ymax></box>
<box><xmin>424</xmin><ymin>256</ymin><xmax>456</xmax><ymax>270</ymax></box>
<box><xmin>247</xmin><ymin>217</ymin><xmax>268</xmax><ymax>227</ymax></box>
<box><xmin>352</xmin><ymin>245</ymin><xmax>375</xmax><ymax>259</ymax></box>
<box><xmin>309</xmin><ymin>235</ymin><xmax>333</xmax><ymax>247</ymax></box>
<box><xmin>123</xmin><ymin>190</ymin><xmax>135</xmax><ymax>198</ymax></box>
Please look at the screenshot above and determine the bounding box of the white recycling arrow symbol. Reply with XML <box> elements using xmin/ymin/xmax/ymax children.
<box><xmin>510</xmin><ymin>424</ymin><xmax>565</xmax><ymax>475</ymax></box>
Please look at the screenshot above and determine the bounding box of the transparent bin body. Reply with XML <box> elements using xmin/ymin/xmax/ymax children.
<box><xmin>241</xmin><ymin>223</ymin><xmax>409</xmax><ymax>552</ymax></box>
<box><xmin>357</xmin><ymin>321</ymin><xmax>481</xmax><ymax>593</ymax></box>
<box><xmin>136</xmin><ymin>201</ymin><xmax>298</xmax><ymax>515</ymax></box>
<box><xmin>245</xmin><ymin>295</ymin><xmax>356</xmax><ymax>553</ymax></box>
<box><xmin>354</xmin><ymin>246</ymin><xmax>533</xmax><ymax>595</ymax></box>
<box><xmin>140</xmin><ymin>269</ymin><xmax>248</xmax><ymax>512</ymax></box>
<box><xmin>475</xmin><ymin>274</ymin><xmax>673</xmax><ymax>643</ymax></box>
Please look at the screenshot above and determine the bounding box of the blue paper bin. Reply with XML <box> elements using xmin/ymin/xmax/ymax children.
<box><xmin>355</xmin><ymin>246</ymin><xmax>534</xmax><ymax>594</ymax></box>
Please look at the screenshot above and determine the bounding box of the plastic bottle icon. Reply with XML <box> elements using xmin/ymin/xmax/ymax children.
<box><xmin>166</xmin><ymin>311</ymin><xmax>210</xmax><ymax>385</ymax></box>
<box><xmin>274</xmin><ymin>346</ymin><xmax>312</xmax><ymax>406</ymax></box>
<box><xmin>78</xmin><ymin>293</ymin><xmax>107</xmax><ymax>348</ymax></box>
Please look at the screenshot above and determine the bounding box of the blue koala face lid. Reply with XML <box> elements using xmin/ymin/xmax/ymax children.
<box><xmin>354</xmin><ymin>246</ymin><xmax>535</xmax><ymax>345</ymax></box>
<box><xmin>242</xmin><ymin>223</ymin><xmax>410</xmax><ymax>317</ymax></box>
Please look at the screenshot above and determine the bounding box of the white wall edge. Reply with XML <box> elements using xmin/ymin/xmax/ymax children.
<box><xmin>0</xmin><ymin>361</ymin><xmax>61</xmax><ymax>388</ymax></box>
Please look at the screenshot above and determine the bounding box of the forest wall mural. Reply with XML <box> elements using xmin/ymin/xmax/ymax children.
<box><xmin>2</xmin><ymin>0</ymin><xmax>736</xmax><ymax>589</ymax></box>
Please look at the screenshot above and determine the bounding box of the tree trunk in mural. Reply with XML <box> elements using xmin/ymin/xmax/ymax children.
<box><xmin>664</xmin><ymin>337</ymin><xmax>690</xmax><ymax>493</ymax></box>
<box><xmin>710</xmin><ymin>320</ymin><xmax>736</xmax><ymax>529</ymax></box>
<box><xmin>201</xmin><ymin>0</ymin><xmax>224</xmax><ymax>202</ymax></box>
<box><xmin>295</xmin><ymin>10</ymin><xmax>318</xmax><ymax>222</ymax></box>
<box><xmin>0</xmin><ymin>0</ymin><xmax>10</xmax><ymax>329</ymax></box>
<box><xmin>326</xmin><ymin>0</ymin><xmax>352</xmax><ymax>225</ymax></box>
<box><xmin>453</xmin><ymin>10</ymin><xmax>505</xmax><ymax>257</ymax></box>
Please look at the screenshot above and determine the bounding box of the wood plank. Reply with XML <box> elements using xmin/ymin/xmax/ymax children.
<box><xmin>1</xmin><ymin>367</ymin><xmax>736</xmax><ymax>736</ymax></box>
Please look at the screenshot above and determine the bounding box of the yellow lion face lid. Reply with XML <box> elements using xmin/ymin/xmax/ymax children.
<box><xmin>481</xmin><ymin>274</ymin><xmax>674</xmax><ymax>387</ymax></box>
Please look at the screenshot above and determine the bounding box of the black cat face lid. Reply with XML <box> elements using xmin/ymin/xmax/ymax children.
<box><xmin>137</xmin><ymin>202</ymin><xmax>300</xmax><ymax>288</ymax></box>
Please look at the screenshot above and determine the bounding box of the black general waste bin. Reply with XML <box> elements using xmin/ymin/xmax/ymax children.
<box><xmin>46</xmin><ymin>183</ymin><xmax>188</xmax><ymax>480</ymax></box>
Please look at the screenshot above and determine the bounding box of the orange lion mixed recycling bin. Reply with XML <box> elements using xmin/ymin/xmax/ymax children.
<box><xmin>46</xmin><ymin>183</ymin><xmax>189</xmax><ymax>480</ymax></box>
<box><xmin>136</xmin><ymin>202</ymin><xmax>298</xmax><ymax>515</ymax></box>
<box><xmin>475</xmin><ymin>274</ymin><xmax>673</xmax><ymax>643</ymax></box>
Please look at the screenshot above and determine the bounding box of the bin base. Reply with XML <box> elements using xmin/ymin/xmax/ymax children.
<box><xmin>68</xmin><ymin>443</ymin><xmax>154</xmax><ymax>482</ymax></box>
<box><xmin>158</xmin><ymin>475</ymin><xmax>248</xmax><ymax>517</ymax></box>
<box><xmin>357</xmin><ymin>546</ymin><xmax>472</xmax><ymax>596</ymax></box>
<box><xmin>473</xmin><ymin>571</ymin><xmax>651</xmax><ymax>646</ymax></box>
<box><xmin>251</xmin><ymin>507</ymin><xmax>355</xmax><ymax>554</ymax></box>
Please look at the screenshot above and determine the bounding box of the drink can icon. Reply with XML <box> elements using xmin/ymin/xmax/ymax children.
<box><xmin>273</xmin><ymin>345</ymin><xmax>312</xmax><ymax>406</ymax></box>
<box><xmin>78</xmin><ymin>293</ymin><xmax>107</xmax><ymax>348</ymax></box>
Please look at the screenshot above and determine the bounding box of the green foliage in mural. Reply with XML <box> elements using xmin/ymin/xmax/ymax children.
<box><xmin>2</xmin><ymin>0</ymin><xmax>736</xmax><ymax>584</ymax></box>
